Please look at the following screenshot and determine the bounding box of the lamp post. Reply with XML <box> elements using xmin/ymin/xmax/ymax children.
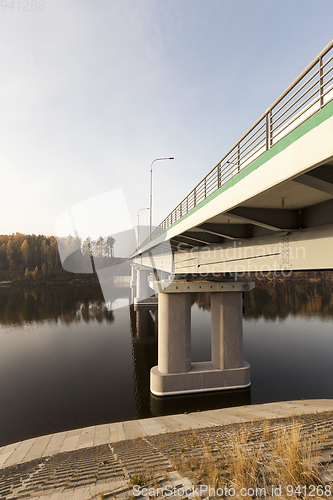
<box><xmin>137</xmin><ymin>207</ymin><xmax>149</xmax><ymax>247</ymax></box>
<box><xmin>150</xmin><ymin>157</ymin><xmax>174</xmax><ymax>239</ymax></box>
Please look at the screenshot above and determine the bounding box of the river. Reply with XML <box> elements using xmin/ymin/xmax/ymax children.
<box><xmin>0</xmin><ymin>279</ymin><xmax>332</xmax><ymax>447</ymax></box>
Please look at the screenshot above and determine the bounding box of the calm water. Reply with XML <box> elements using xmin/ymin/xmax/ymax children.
<box><xmin>0</xmin><ymin>281</ymin><xmax>333</xmax><ymax>447</ymax></box>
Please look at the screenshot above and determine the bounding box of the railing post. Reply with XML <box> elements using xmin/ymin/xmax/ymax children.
<box><xmin>266</xmin><ymin>110</ymin><xmax>273</xmax><ymax>148</ymax></box>
<box><xmin>217</xmin><ymin>164</ymin><xmax>221</xmax><ymax>189</ymax></box>
<box><xmin>237</xmin><ymin>144</ymin><xmax>241</xmax><ymax>172</ymax></box>
<box><xmin>186</xmin><ymin>196</ymin><xmax>189</xmax><ymax>214</ymax></box>
<box><xmin>180</xmin><ymin>203</ymin><xmax>182</xmax><ymax>218</ymax></box>
<box><xmin>194</xmin><ymin>188</ymin><xmax>196</xmax><ymax>207</ymax></box>
<box><xmin>266</xmin><ymin>111</ymin><xmax>273</xmax><ymax>150</ymax></box>
<box><xmin>204</xmin><ymin>178</ymin><xmax>207</xmax><ymax>199</ymax></box>
<box><xmin>319</xmin><ymin>56</ymin><xmax>324</xmax><ymax>108</ymax></box>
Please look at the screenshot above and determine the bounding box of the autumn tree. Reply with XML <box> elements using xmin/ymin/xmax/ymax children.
<box><xmin>106</xmin><ymin>236</ymin><xmax>116</xmax><ymax>258</ymax></box>
<box><xmin>21</xmin><ymin>240</ymin><xmax>30</xmax><ymax>269</ymax></box>
<box><xmin>0</xmin><ymin>243</ymin><xmax>8</xmax><ymax>272</ymax></box>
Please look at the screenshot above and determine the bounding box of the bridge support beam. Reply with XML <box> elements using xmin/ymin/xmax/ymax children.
<box><xmin>150</xmin><ymin>281</ymin><xmax>254</xmax><ymax>396</ymax></box>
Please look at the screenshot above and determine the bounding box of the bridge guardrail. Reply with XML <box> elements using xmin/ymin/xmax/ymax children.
<box><xmin>140</xmin><ymin>40</ymin><xmax>333</xmax><ymax>250</ymax></box>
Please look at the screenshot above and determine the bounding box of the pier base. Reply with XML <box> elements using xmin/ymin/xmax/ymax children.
<box><xmin>151</xmin><ymin>361</ymin><xmax>250</xmax><ymax>396</ymax></box>
<box><xmin>150</xmin><ymin>281</ymin><xmax>253</xmax><ymax>396</ymax></box>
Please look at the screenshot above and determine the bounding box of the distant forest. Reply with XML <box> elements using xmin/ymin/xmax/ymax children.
<box><xmin>0</xmin><ymin>233</ymin><xmax>120</xmax><ymax>283</ymax></box>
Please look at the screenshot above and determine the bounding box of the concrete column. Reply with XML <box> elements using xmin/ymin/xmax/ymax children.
<box><xmin>136</xmin><ymin>269</ymin><xmax>150</xmax><ymax>301</ymax></box>
<box><xmin>130</xmin><ymin>266</ymin><xmax>137</xmax><ymax>304</ymax></box>
<box><xmin>130</xmin><ymin>265</ymin><xmax>137</xmax><ymax>285</ymax></box>
<box><xmin>211</xmin><ymin>292</ymin><xmax>243</xmax><ymax>369</ymax></box>
<box><xmin>158</xmin><ymin>292</ymin><xmax>191</xmax><ymax>374</ymax></box>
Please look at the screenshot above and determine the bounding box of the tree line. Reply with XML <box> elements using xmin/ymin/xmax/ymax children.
<box><xmin>0</xmin><ymin>233</ymin><xmax>116</xmax><ymax>282</ymax></box>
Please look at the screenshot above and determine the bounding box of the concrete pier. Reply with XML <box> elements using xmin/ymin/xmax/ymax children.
<box><xmin>130</xmin><ymin>265</ymin><xmax>137</xmax><ymax>304</ymax></box>
<box><xmin>211</xmin><ymin>292</ymin><xmax>243</xmax><ymax>369</ymax></box>
<box><xmin>158</xmin><ymin>293</ymin><xmax>191</xmax><ymax>374</ymax></box>
<box><xmin>133</xmin><ymin>266</ymin><xmax>155</xmax><ymax>306</ymax></box>
<box><xmin>135</xmin><ymin>268</ymin><xmax>150</xmax><ymax>303</ymax></box>
<box><xmin>150</xmin><ymin>281</ymin><xmax>254</xmax><ymax>396</ymax></box>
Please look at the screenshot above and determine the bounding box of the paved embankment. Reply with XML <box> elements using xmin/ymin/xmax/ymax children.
<box><xmin>1</xmin><ymin>400</ymin><xmax>333</xmax><ymax>499</ymax></box>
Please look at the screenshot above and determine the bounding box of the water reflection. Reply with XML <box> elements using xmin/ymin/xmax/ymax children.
<box><xmin>0</xmin><ymin>285</ymin><xmax>117</xmax><ymax>326</ymax></box>
<box><xmin>1</xmin><ymin>280</ymin><xmax>332</xmax><ymax>327</ymax></box>
<box><xmin>130</xmin><ymin>306</ymin><xmax>158</xmax><ymax>418</ymax></box>
<box><xmin>150</xmin><ymin>388</ymin><xmax>251</xmax><ymax>416</ymax></box>
<box><xmin>246</xmin><ymin>280</ymin><xmax>333</xmax><ymax>319</ymax></box>
<box><xmin>0</xmin><ymin>280</ymin><xmax>332</xmax><ymax>447</ymax></box>
<box><xmin>191</xmin><ymin>279</ymin><xmax>333</xmax><ymax>319</ymax></box>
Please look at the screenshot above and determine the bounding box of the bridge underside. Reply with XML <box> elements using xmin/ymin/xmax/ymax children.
<box><xmin>172</xmin><ymin>159</ymin><xmax>333</xmax><ymax>250</ymax></box>
<box><xmin>173</xmin><ymin>160</ymin><xmax>333</xmax><ymax>274</ymax></box>
<box><xmin>135</xmin><ymin>105</ymin><xmax>333</xmax><ymax>275</ymax></box>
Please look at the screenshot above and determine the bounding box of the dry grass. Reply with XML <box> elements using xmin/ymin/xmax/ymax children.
<box><xmin>170</xmin><ymin>419</ymin><xmax>333</xmax><ymax>497</ymax></box>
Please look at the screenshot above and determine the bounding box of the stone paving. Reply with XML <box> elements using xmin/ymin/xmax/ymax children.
<box><xmin>1</xmin><ymin>400</ymin><xmax>333</xmax><ymax>499</ymax></box>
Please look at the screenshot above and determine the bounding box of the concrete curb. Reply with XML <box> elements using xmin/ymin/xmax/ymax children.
<box><xmin>1</xmin><ymin>399</ymin><xmax>333</xmax><ymax>470</ymax></box>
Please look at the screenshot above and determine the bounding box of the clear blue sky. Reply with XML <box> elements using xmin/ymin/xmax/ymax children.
<box><xmin>1</xmin><ymin>0</ymin><xmax>333</xmax><ymax>236</ymax></box>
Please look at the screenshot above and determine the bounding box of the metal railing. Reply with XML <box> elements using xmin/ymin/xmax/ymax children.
<box><xmin>140</xmin><ymin>40</ymin><xmax>333</xmax><ymax>250</ymax></box>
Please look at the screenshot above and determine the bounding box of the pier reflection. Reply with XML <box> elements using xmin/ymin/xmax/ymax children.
<box><xmin>150</xmin><ymin>387</ymin><xmax>251</xmax><ymax>417</ymax></box>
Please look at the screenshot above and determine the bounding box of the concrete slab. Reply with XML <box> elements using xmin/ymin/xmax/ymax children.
<box><xmin>138</xmin><ymin>416</ymin><xmax>174</xmax><ymax>436</ymax></box>
<box><xmin>77</xmin><ymin>425</ymin><xmax>96</xmax><ymax>450</ymax></box>
<box><xmin>202</xmin><ymin>408</ymin><xmax>252</xmax><ymax>424</ymax></box>
<box><xmin>60</xmin><ymin>429</ymin><xmax>81</xmax><ymax>453</ymax></box>
<box><xmin>0</xmin><ymin>450</ymin><xmax>14</xmax><ymax>468</ymax></box>
<box><xmin>28</xmin><ymin>479</ymin><xmax>129</xmax><ymax>500</ymax></box>
<box><xmin>24</xmin><ymin>434</ymin><xmax>53</xmax><ymax>463</ymax></box>
<box><xmin>290</xmin><ymin>399</ymin><xmax>333</xmax><ymax>410</ymax></box>
<box><xmin>109</xmin><ymin>422</ymin><xmax>125</xmax><ymax>442</ymax></box>
<box><xmin>185</xmin><ymin>411</ymin><xmax>232</xmax><ymax>427</ymax></box>
<box><xmin>0</xmin><ymin>441</ymin><xmax>21</xmax><ymax>467</ymax></box>
<box><xmin>90</xmin><ymin>479</ymin><xmax>128</xmax><ymax>497</ymax></box>
<box><xmin>94</xmin><ymin>423</ymin><xmax>110</xmax><ymax>446</ymax></box>
<box><xmin>161</xmin><ymin>416</ymin><xmax>192</xmax><ymax>433</ymax></box>
<box><xmin>139</xmin><ymin>416</ymin><xmax>184</xmax><ymax>435</ymax></box>
<box><xmin>204</xmin><ymin>401</ymin><xmax>333</xmax><ymax>424</ymax></box>
<box><xmin>3</xmin><ymin>437</ymin><xmax>36</xmax><ymax>467</ymax></box>
<box><xmin>166</xmin><ymin>413</ymin><xmax>212</xmax><ymax>430</ymax></box>
<box><xmin>0</xmin><ymin>440</ymin><xmax>21</xmax><ymax>455</ymax></box>
<box><xmin>42</xmin><ymin>431</ymin><xmax>67</xmax><ymax>457</ymax></box>
<box><xmin>48</xmin><ymin>487</ymin><xmax>91</xmax><ymax>499</ymax></box>
<box><xmin>122</xmin><ymin>420</ymin><xmax>145</xmax><ymax>440</ymax></box>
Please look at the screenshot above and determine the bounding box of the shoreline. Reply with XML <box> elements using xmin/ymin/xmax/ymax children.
<box><xmin>1</xmin><ymin>400</ymin><xmax>333</xmax><ymax>500</ymax></box>
<box><xmin>1</xmin><ymin>399</ymin><xmax>333</xmax><ymax>470</ymax></box>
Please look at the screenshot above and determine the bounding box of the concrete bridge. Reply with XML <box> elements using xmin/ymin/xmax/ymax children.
<box><xmin>132</xmin><ymin>40</ymin><xmax>333</xmax><ymax>397</ymax></box>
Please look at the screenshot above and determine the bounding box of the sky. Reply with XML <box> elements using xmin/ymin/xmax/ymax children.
<box><xmin>1</xmin><ymin>0</ymin><xmax>333</xmax><ymax>238</ymax></box>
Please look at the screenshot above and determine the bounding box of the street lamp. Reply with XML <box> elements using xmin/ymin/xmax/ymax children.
<box><xmin>137</xmin><ymin>207</ymin><xmax>149</xmax><ymax>247</ymax></box>
<box><xmin>150</xmin><ymin>157</ymin><xmax>174</xmax><ymax>239</ymax></box>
